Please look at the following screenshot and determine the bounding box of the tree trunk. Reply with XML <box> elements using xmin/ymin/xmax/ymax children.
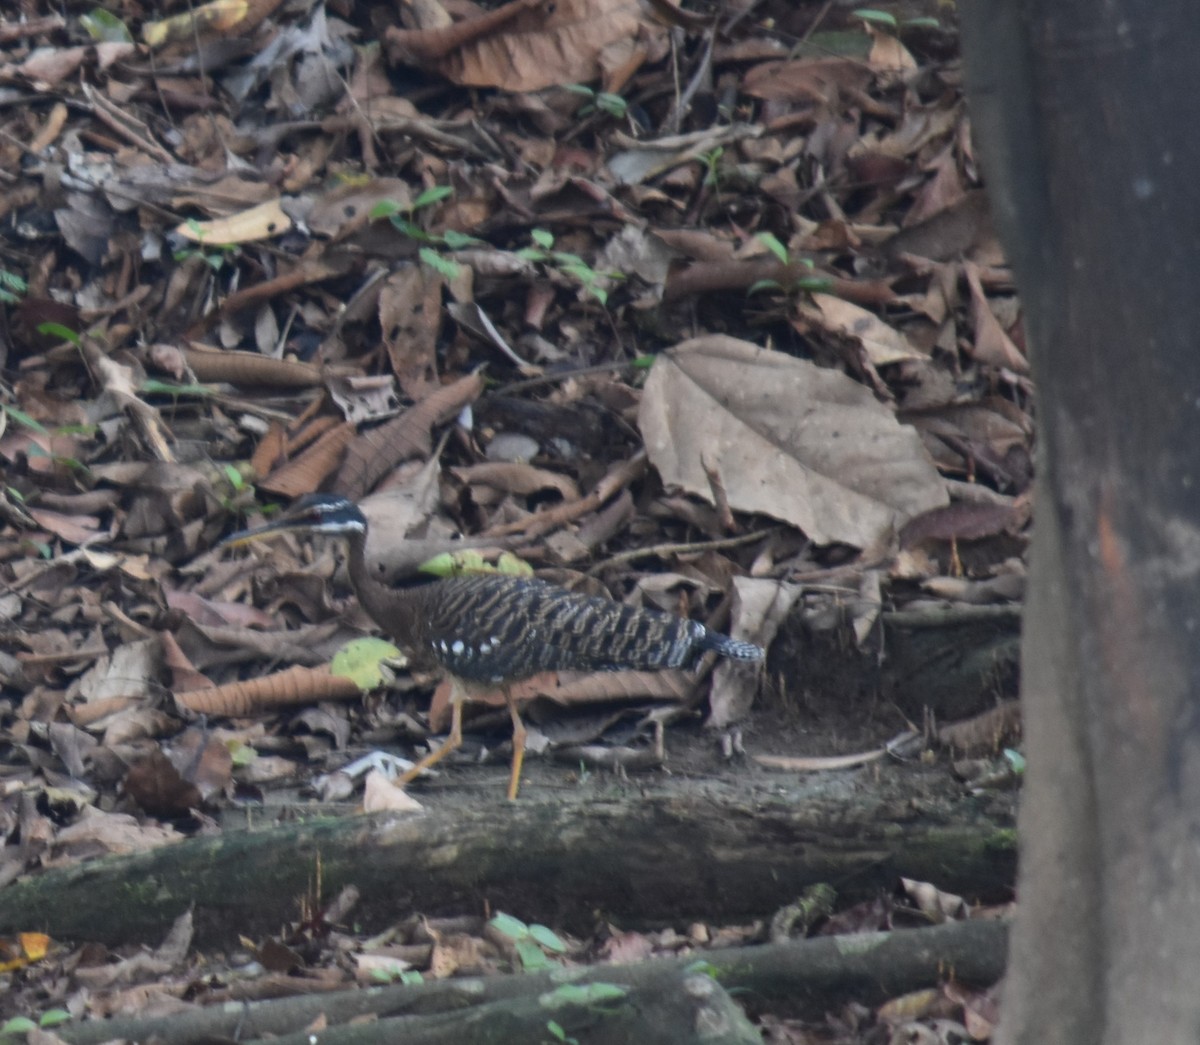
<box><xmin>960</xmin><ymin>3</ymin><xmax>1200</xmax><ymax>1041</ymax></box>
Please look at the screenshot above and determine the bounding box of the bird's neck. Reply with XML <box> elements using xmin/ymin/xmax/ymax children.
<box><xmin>344</xmin><ymin>527</ymin><xmax>420</xmax><ymax>643</ymax></box>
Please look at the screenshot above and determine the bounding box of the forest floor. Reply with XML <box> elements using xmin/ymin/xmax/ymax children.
<box><xmin>0</xmin><ymin>0</ymin><xmax>1025</xmax><ymax>1039</ymax></box>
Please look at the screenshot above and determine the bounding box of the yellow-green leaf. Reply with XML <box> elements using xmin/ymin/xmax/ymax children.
<box><xmin>331</xmin><ymin>637</ymin><xmax>405</xmax><ymax>690</ymax></box>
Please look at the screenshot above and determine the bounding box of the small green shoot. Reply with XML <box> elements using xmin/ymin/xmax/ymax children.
<box><xmin>35</xmin><ymin>321</ymin><xmax>81</xmax><ymax>345</ymax></box>
<box><xmin>699</xmin><ymin>146</ymin><xmax>725</xmax><ymax>189</ymax></box>
<box><xmin>756</xmin><ymin>231</ymin><xmax>790</xmax><ymax>265</ymax></box>
<box><xmin>853</xmin><ymin>8</ymin><xmax>897</xmax><ymax>28</ymax></box>
<box><xmin>371</xmin><ymin>188</ymin><xmax>480</xmax><ymax>279</ymax></box>
<box><xmin>745</xmin><ymin>241</ymin><xmax>833</xmax><ymax>298</ymax></box>
<box><xmin>174</xmin><ymin>221</ymin><xmax>240</xmax><ymax>271</ymax></box>
<box><xmin>0</xmin><ymin>1007</ymin><xmax>72</xmax><ymax>1037</ymax></box>
<box><xmin>564</xmin><ymin>83</ymin><xmax>628</xmax><ymax>120</ymax></box>
<box><xmin>1003</xmin><ymin>748</ymin><xmax>1026</xmax><ymax>775</ymax></box>
<box><xmin>517</xmin><ymin>229</ymin><xmax>619</xmax><ymax>306</ymax></box>
<box><xmin>418</xmin><ymin>246</ymin><xmax>462</xmax><ymax>280</ymax></box>
<box><xmin>2</xmin><ymin>404</ymin><xmax>48</xmax><ymax>435</ymax></box>
<box><xmin>545</xmin><ymin>1020</ymin><xmax>579</xmax><ymax>1045</ymax></box>
<box><xmin>853</xmin><ymin>8</ymin><xmax>940</xmax><ymax>31</ymax></box>
<box><xmin>0</xmin><ymin>269</ymin><xmax>26</xmax><ymax>304</ymax></box>
<box><xmin>222</xmin><ymin>463</ymin><xmax>248</xmax><ymax>492</ymax></box>
<box><xmin>489</xmin><ymin>912</ymin><xmax>567</xmax><ymax>972</ymax></box>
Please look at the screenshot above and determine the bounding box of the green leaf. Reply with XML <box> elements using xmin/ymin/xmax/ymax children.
<box><xmin>793</xmin><ymin>276</ymin><xmax>834</xmax><ymax>293</ymax></box>
<box><xmin>226</xmin><ymin>740</ymin><xmax>258</xmax><ymax>768</ymax></box>
<box><xmin>563</xmin><ymin>83</ymin><xmax>596</xmax><ymax>98</ymax></box>
<box><xmin>494</xmin><ymin>551</ymin><xmax>534</xmax><ymax>577</ymax></box>
<box><xmin>419</xmin><ymin>549</ymin><xmax>495</xmax><ymax>576</ymax></box>
<box><xmin>3</xmin><ymin>405</ymin><xmax>48</xmax><ymax>434</ymax></box>
<box><xmin>53</xmin><ymin>423</ymin><xmax>99</xmax><ymax>437</ymax></box>
<box><xmin>515</xmin><ymin>937</ymin><xmax>552</xmax><ymax>970</ymax></box>
<box><xmin>412</xmin><ymin>185</ymin><xmax>454</xmax><ymax>210</ymax></box>
<box><xmin>140</xmin><ymin>379</ymin><xmax>213</xmax><ymax>397</ymax></box>
<box><xmin>541</xmin><ymin>984</ymin><xmax>590</xmax><ymax>1008</ymax></box>
<box><xmin>369</xmin><ymin>199</ymin><xmax>407</xmax><ymax>219</ymax></box>
<box><xmin>399</xmin><ymin>969</ymin><xmax>424</xmax><ymax>985</ymax></box>
<box><xmin>539</xmin><ymin>982</ymin><xmax>628</xmax><ymax>1009</ymax></box>
<box><xmin>388</xmin><ymin>217</ymin><xmax>429</xmax><ymax>240</ymax></box>
<box><xmin>529</xmin><ymin>923</ymin><xmax>566</xmax><ymax>952</ymax></box>
<box><xmin>755</xmin><ymin>231</ymin><xmax>789</xmax><ymax>264</ymax></box>
<box><xmin>516</xmin><ymin>247</ymin><xmax>548</xmax><ymax>262</ymax></box>
<box><xmin>1</xmin><ymin>1016</ymin><xmax>37</xmax><ymax>1035</ymax></box>
<box><xmin>630</xmin><ymin>354</ymin><xmax>656</xmax><ymax>369</ymax></box>
<box><xmin>902</xmin><ymin>15</ymin><xmax>940</xmax><ymax>28</ymax></box>
<box><xmin>38</xmin><ymin>1009</ymin><xmax>73</xmax><ymax>1028</ymax></box>
<box><xmin>489</xmin><ymin>912</ymin><xmax>530</xmax><ymax>941</ymax></box>
<box><xmin>531</xmin><ymin>228</ymin><xmax>555</xmax><ymax>250</ymax></box>
<box><xmin>546</xmin><ymin>1020</ymin><xmax>568</xmax><ymax>1042</ymax></box>
<box><xmin>1003</xmin><ymin>748</ymin><xmax>1026</xmax><ymax>775</ymax></box>
<box><xmin>36</xmin><ymin>321</ymin><xmax>80</xmax><ymax>345</ymax></box>
<box><xmin>853</xmin><ymin>7</ymin><xmax>898</xmax><ymax>27</ymax></box>
<box><xmin>596</xmin><ymin>93</ymin><xmax>628</xmax><ymax>118</ymax></box>
<box><xmin>441</xmin><ymin>229</ymin><xmax>483</xmax><ymax>250</ymax></box>
<box><xmin>419</xmin><ymin>247</ymin><xmax>462</xmax><ymax>280</ymax></box>
<box><xmin>331</xmin><ymin>637</ymin><xmax>405</xmax><ymax>690</ymax></box>
<box><xmin>222</xmin><ymin>462</ymin><xmax>248</xmax><ymax>492</ymax></box>
<box><xmin>0</xmin><ymin>269</ymin><xmax>27</xmax><ymax>303</ymax></box>
<box><xmin>747</xmin><ymin>279</ymin><xmax>785</xmax><ymax>297</ymax></box>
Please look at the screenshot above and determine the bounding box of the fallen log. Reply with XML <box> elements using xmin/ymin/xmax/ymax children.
<box><xmin>0</xmin><ymin>783</ymin><xmax>1015</xmax><ymax>948</ymax></box>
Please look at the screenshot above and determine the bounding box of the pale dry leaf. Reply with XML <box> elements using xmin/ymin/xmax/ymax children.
<box><xmin>963</xmin><ymin>261</ymin><xmax>1028</xmax><ymax>372</ymax></box>
<box><xmin>638</xmin><ymin>336</ymin><xmax>949</xmax><ymax>548</ymax></box>
<box><xmin>804</xmin><ymin>292</ymin><xmax>925</xmax><ymax>366</ymax></box>
<box><xmin>751</xmin><ymin>749</ymin><xmax>887</xmax><ymax>771</ymax></box>
<box><xmin>865</xmin><ymin>25</ymin><xmax>917</xmax><ymax>74</ymax></box>
<box><xmin>707</xmin><ymin>575</ymin><xmax>796</xmax><ymax>727</ymax></box>
<box><xmin>53</xmin><ymin>806</ymin><xmax>182</xmax><ymax>858</ymax></box>
<box><xmin>398</xmin><ymin>0</ymin><xmax>660</xmax><ymax>93</ymax></box>
<box><xmin>363</xmin><ymin>768</ymin><xmax>424</xmax><ymax>812</ymax></box>
<box><xmin>79</xmin><ymin>639</ymin><xmax>161</xmax><ymax>703</ymax></box>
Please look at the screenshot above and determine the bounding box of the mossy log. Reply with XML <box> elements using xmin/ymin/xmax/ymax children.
<box><xmin>0</xmin><ymin>786</ymin><xmax>1015</xmax><ymax>949</ymax></box>
<box><xmin>58</xmin><ymin>919</ymin><xmax>1008</xmax><ymax>1045</ymax></box>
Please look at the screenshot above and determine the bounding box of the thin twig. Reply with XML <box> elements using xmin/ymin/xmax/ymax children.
<box><xmin>586</xmin><ymin>527</ymin><xmax>776</xmax><ymax>576</ymax></box>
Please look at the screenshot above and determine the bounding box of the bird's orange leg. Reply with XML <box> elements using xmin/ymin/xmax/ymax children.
<box><xmin>397</xmin><ymin>698</ymin><xmax>463</xmax><ymax>788</ymax></box>
<box><xmin>505</xmin><ymin>687</ymin><xmax>527</xmax><ymax>801</ymax></box>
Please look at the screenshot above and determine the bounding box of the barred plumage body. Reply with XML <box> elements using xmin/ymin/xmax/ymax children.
<box><xmin>402</xmin><ymin>574</ymin><xmax>762</xmax><ymax>682</ymax></box>
<box><xmin>224</xmin><ymin>493</ymin><xmax>764</xmax><ymax>798</ymax></box>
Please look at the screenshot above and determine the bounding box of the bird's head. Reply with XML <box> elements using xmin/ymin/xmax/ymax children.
<box><xmin>221</xmin><ymin>493</ymin><xmax>366</xmax><ymax>548</ymax></box>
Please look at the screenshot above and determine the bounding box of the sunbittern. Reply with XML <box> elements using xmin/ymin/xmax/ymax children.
<box><xmin>222</xmin><ymin>493</ymin><xmax>764</xmax><ymax>799</ymax></box>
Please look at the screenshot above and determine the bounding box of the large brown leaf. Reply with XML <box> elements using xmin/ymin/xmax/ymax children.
<box><xmin>638</xmin><ymin>336</ymin><xmax>948</xmax><ymax>548</ymax></box>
